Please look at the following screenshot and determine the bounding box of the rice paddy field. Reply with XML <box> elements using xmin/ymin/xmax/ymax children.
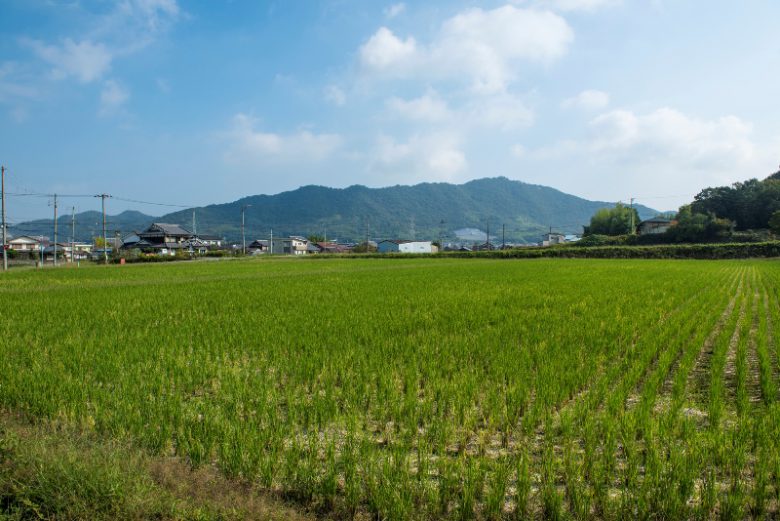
<box><xmin>2</xmin><ymin>257</ymin><xmax>780</xmax><ymax>519</ymax></box>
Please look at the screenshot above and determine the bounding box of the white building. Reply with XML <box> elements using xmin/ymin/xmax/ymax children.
<box><xmin>542</xmin><ymin>233</ymin><xmax>566</xmax><ymax>247</ymax></box>
<box><xmin>8</xmin><ymin>235</ymin><xmax>48</xmax><ymax>252</ymax></box>
<box><xmin>271</xmin><ymin>236</ymin><xmax>309</xmax><ymax>255</ymax></box>
<box><xmin>638</xmin><ymin>218</ymin><xmax>673</xmax><ymax>235</ymax></box>
<box><xmin>377</xmin><ymin>240</ymin><xmax>434</xmax><ymax>254</ymax></box>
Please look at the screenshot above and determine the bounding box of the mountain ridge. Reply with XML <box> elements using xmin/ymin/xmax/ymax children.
<box><xmin>10</xmin><ymin>177</ymin><xmax>658</xmax><ymax>243</ymax></box>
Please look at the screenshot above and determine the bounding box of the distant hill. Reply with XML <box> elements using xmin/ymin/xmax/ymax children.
<box><xmin>9</xmin><ymin>210</ymin><xmax>157</xmax><ymax>242</ymax></box>
<box><xmin>160</xmin><ymin>177</ymin><xmax>657</xmax><ymax>243</ymax></box>
<box><xmin>9</xmin><ymin>178</ymin><xmax>658</xmax><ymax>243</ymax></box>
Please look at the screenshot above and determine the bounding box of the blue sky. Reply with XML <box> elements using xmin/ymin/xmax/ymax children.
<box><xmin>1</xmin><ymin>0</ymin><xmax>779</xmax><ymax>222</ymax></box>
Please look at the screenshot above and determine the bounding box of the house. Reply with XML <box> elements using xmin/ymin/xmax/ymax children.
<box><xmin>475</xmin><ymin>242</ymin><xmax>497</xmax><ymax>251</ymax></box>
<box><xmin>181</xmin><ymin>237</ymin><xmax>211</xmax><ymax>255</ymax></box>
<box><xmin>542</xmin><ymin>233</ymin><xmax>566</xmax><ymax>246</ymax></box>
<box><xmin>638</xmin><ymin>218</ymin><xmax>673</xmax><ymax>235</ymax></box>
<box><xmin>199</xmin><ymin>235</ymin><xmax>223</xmax><ymax>248</ymax></box>
<box><xmin>271</xmin><ymin>236</ymin><xmax>309</xmax><ymax>255</ymax></box>
<box><xmin>309</xmin><ymin>242</ymin><xmax>352</xmax><ymax>254</ymax></box>
<box><xmin>134</xmin><ymin>223</ymin><xmax>194</xmax><ymax>256</ymax></box>
<box><xmin>377</xmin><ymin>240</ymin><xmax>434</xmax><ymax>254</ymax></box>
<box><xmin>8</xmin><ymin>235</ymin><xmax>49</xmax><ymax>252</ymax></box>
<box><xmin>121</xmin><ymin>232</ymin><xmax>141</xmax><ymax>249</ymax></box>
<box><xmin>248</xmin><ymin>239</ymin><xmax>269</xmax><ymax>254</ymax></box>
<box><xmin>90</xmin><ymin>248</ymin><xmax>113</xmax><ymax>261</ymax></box>
<box><xmin>43</xmin><ymin>242</ymin><xmax>92</xmax><ymax>262</ymax></box>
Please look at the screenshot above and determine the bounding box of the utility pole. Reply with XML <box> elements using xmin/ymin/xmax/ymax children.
<box><xmin>241</xmin><ymin>204</ymin><xmax>251</xmax><ymax>255</ymax></box>
<box><xmin>486</xmin><ymin>219</ymin><xmax>490</xmax><ymax>249</ymax></box>
<box><xmin>269</xmin><ymin>228</ymin><xmax>273</xmax><ymax>255</ymax></box>
<box><xmin>192</xmin><ymin>209</ymin><xmax>197</xmax><ymax>237</ymax></box>
<box><xmin>52</xmin><ymin>194</ymin><xmax>58</xmax><ymax>267</ymax></box>
<box><xmin>630</xmin><ymin>197</ymin><xmax>636</xmax><ymax>235</ymax></box>
<box><xmin>438</xmin><ymin>219</ymin><xmax>445</xmax><ymax>252</ymax></box>
<box><xmin>71</xmin><ymin>207</ymin><xmax>76</xmax><ymax>264</ymax></box>
<box><xmin>1</xmin><ymin>165</ymin><xmax>7</xmax><ymax>272</ymax></box>
<box><xmin>95</xmin><ymin>194</ymin><xmax>111</xmax><ymax>264</ymax></box>
<box><xmin>502</xmin><ymin>223</ymin><xmax>506</xmax><ymax>250</ymax></box>
<box><xmin>365</xmin><ymin>218</ymin><xmax>369</xmax><ymax>253</ymax></box>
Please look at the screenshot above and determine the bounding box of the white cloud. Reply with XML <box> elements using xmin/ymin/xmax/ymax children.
<box><xmin>225</xmin><ymin>113</ymin><xmax>342</xmax><ymax>163</ymax></box>
<box><xmin>386</xmin><ymin>91</ymin><xmax>451</xmax><ymax>122</ymax></box>
<box><xmin>324</xmin><ymin>85</ymin><xmax>346</xmax><ymax>106</ymax></box>
<box><xmin>99</xmin><ymin>79</ymin><xmax>129</xmax><ymax>115</ymax></box>
<box><xmin>522</xmin><ymin>107</ymin><xmax>768</xmax><ymax>206</ymax></box>
<box><xmin>371</xmin><ymin>133</ymin><xmax>467</xmax><ymax>181</ymax></box>
<box><xmin>583</xmin><ymin>108</ymin><xmax>755</xmax><ymax>167</ymax></box>
<box><xmin>383</xmin><ymin>3</ymin><xmax>406</xmax><ymax>18</ymax></box>
<box><xmin>360</xmin><ymin>6</ymin><xmax>573</xmax><ymax>93</ymax></box>
<box><xmin>521</xmin><ymin>0</ymin><xmax>621</xmax><ymax>12</ymax></box>
<box><xmin>359</xmin><ymin>27</ymin><xmax>417</xmax><ymax>71</ymax></box>
<box><xmin>22</xmin><ymin>38</ymin><xmax>112</xmax><ymax>83</ymax></box>
<box><xmin>17</xmin><ymin>0</ymin><xmax>180</xmax><ymax>94</ymax></box>
<box><xmin>387</xmin><ymin>90</ymin><xmax>533</xmax><ymax>130</ymax></box>
<box><xmin>561</xmin><ymin>89</ymin><xmax>610</xmax><ymax>111</ymax></box>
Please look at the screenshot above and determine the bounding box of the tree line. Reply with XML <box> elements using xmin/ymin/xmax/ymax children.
<box><xmin>584</xmin><ymin>167</ymin><xmax>780</xmax><ymax>243</ymax></box>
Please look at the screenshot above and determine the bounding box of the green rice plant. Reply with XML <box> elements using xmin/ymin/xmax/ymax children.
<box><xmin>1</xmin><ymin>258</ymin><xmax>779</xmax><ymax>518</ymax></box>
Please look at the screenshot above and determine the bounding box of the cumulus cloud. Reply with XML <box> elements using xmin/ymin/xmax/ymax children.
<box><xmin>359</xmin><ymin>5</ymin><xmax>573</xmax><ymax>93</ymax></box>
<box><xmin>225</xmin><ymin>113</ymin><xmax>342</xmax><ymax>163</ymax></box>
<box><xmin>22</xmin><ymin>38</ymin><xmax>112</xmax><ymax>83</ymax></box>
<box><xmin>359</xmin><ymin>27</ymin><xmax>417</xmax><ymax>71</ymax></box>
<box><xmin>583</xmin><ymin>108</ymin><xmax>755</xmax><ymax>167</ymax></box>
<box><xmin>521</xmin><ymin>107</ymin><xmax>767</xmax><ymax>205</ymax></box>
<box><xmin>561</xmin><ymin>89</ymin><xmax>610</xmax><ymax>111</ymax></box>
<box><xmin>383</xmin><ymin>3</ymin><xmax>406</xmax><ymax>18</ymax></box>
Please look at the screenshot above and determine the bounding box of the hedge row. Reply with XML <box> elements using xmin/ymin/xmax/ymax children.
<box><xmin>334</xmin><ymin>242</ymin><xmax>780</xmax><ymax>260</ymax></box>
<box><xmin>445</xmin><ymin>242</ymin><xmax>780</xmax><ymax>260</ymax></box>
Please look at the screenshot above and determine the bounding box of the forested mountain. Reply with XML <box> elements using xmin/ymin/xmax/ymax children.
<box><xmin>160</xmin><ymin>177</ymin><xmax>657</xmax><ymax>243</ymax></box>
<box><xmin>9</xmin><ymin>210</ymin><xmax>158</xmax><ymax>242</ymax></box>
<box><xmin>10</xmin><ymin>177</ymin><xmax>657</xmax><ymax>243</ymax></box>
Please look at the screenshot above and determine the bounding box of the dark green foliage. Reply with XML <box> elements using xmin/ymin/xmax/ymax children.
<box><xmin>769</xmin><ymin>210</ymin><xmax>780</xmax><ymax>234</ymax></box>
<box><xmin>583</xmin><ymin>202</ymin><xmax>641</xmax><ymax>236</ymax></box>
<box><xmin>13</xmin><ymin>178</ymin><xmax>657</xmax><ymax>243</ymax></box>
<box><xmin>422</xmin><ymin>241</ymin><xmax>780</xmax><ymax>259</ymax></box>
<box><xmin>691</xmin><ymin>172</ymin><xmax>780</xmax><ymax>230</ymax></box>
<box><xmin>665</xmin><ymin>205</ymin><xmax>732</xmax><ymax>243</ymax></box>
<box><xmin>10</xmin><ymin>210</ymin><xmax>157</xmax><ymax>243</ymax></box>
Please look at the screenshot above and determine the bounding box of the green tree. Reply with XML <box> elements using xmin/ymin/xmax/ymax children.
<box><xmin>769</xmin><ymin>209</ymin><xmax>780</xmax><ymax>234</ymax></box>
<box><xmin>583</xmin><ymin>203</ymin><xmax>641</xmax><ymax>236</ymax></box>
<box><xmin>307</xmin><ymin>234</ymin><xmax>325</xmax><ymax>243</ymax></box>
<box><xmin>666</xmin><ymin>205</ymin><xmax>732</xmax><ymax>243</ymax></box>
